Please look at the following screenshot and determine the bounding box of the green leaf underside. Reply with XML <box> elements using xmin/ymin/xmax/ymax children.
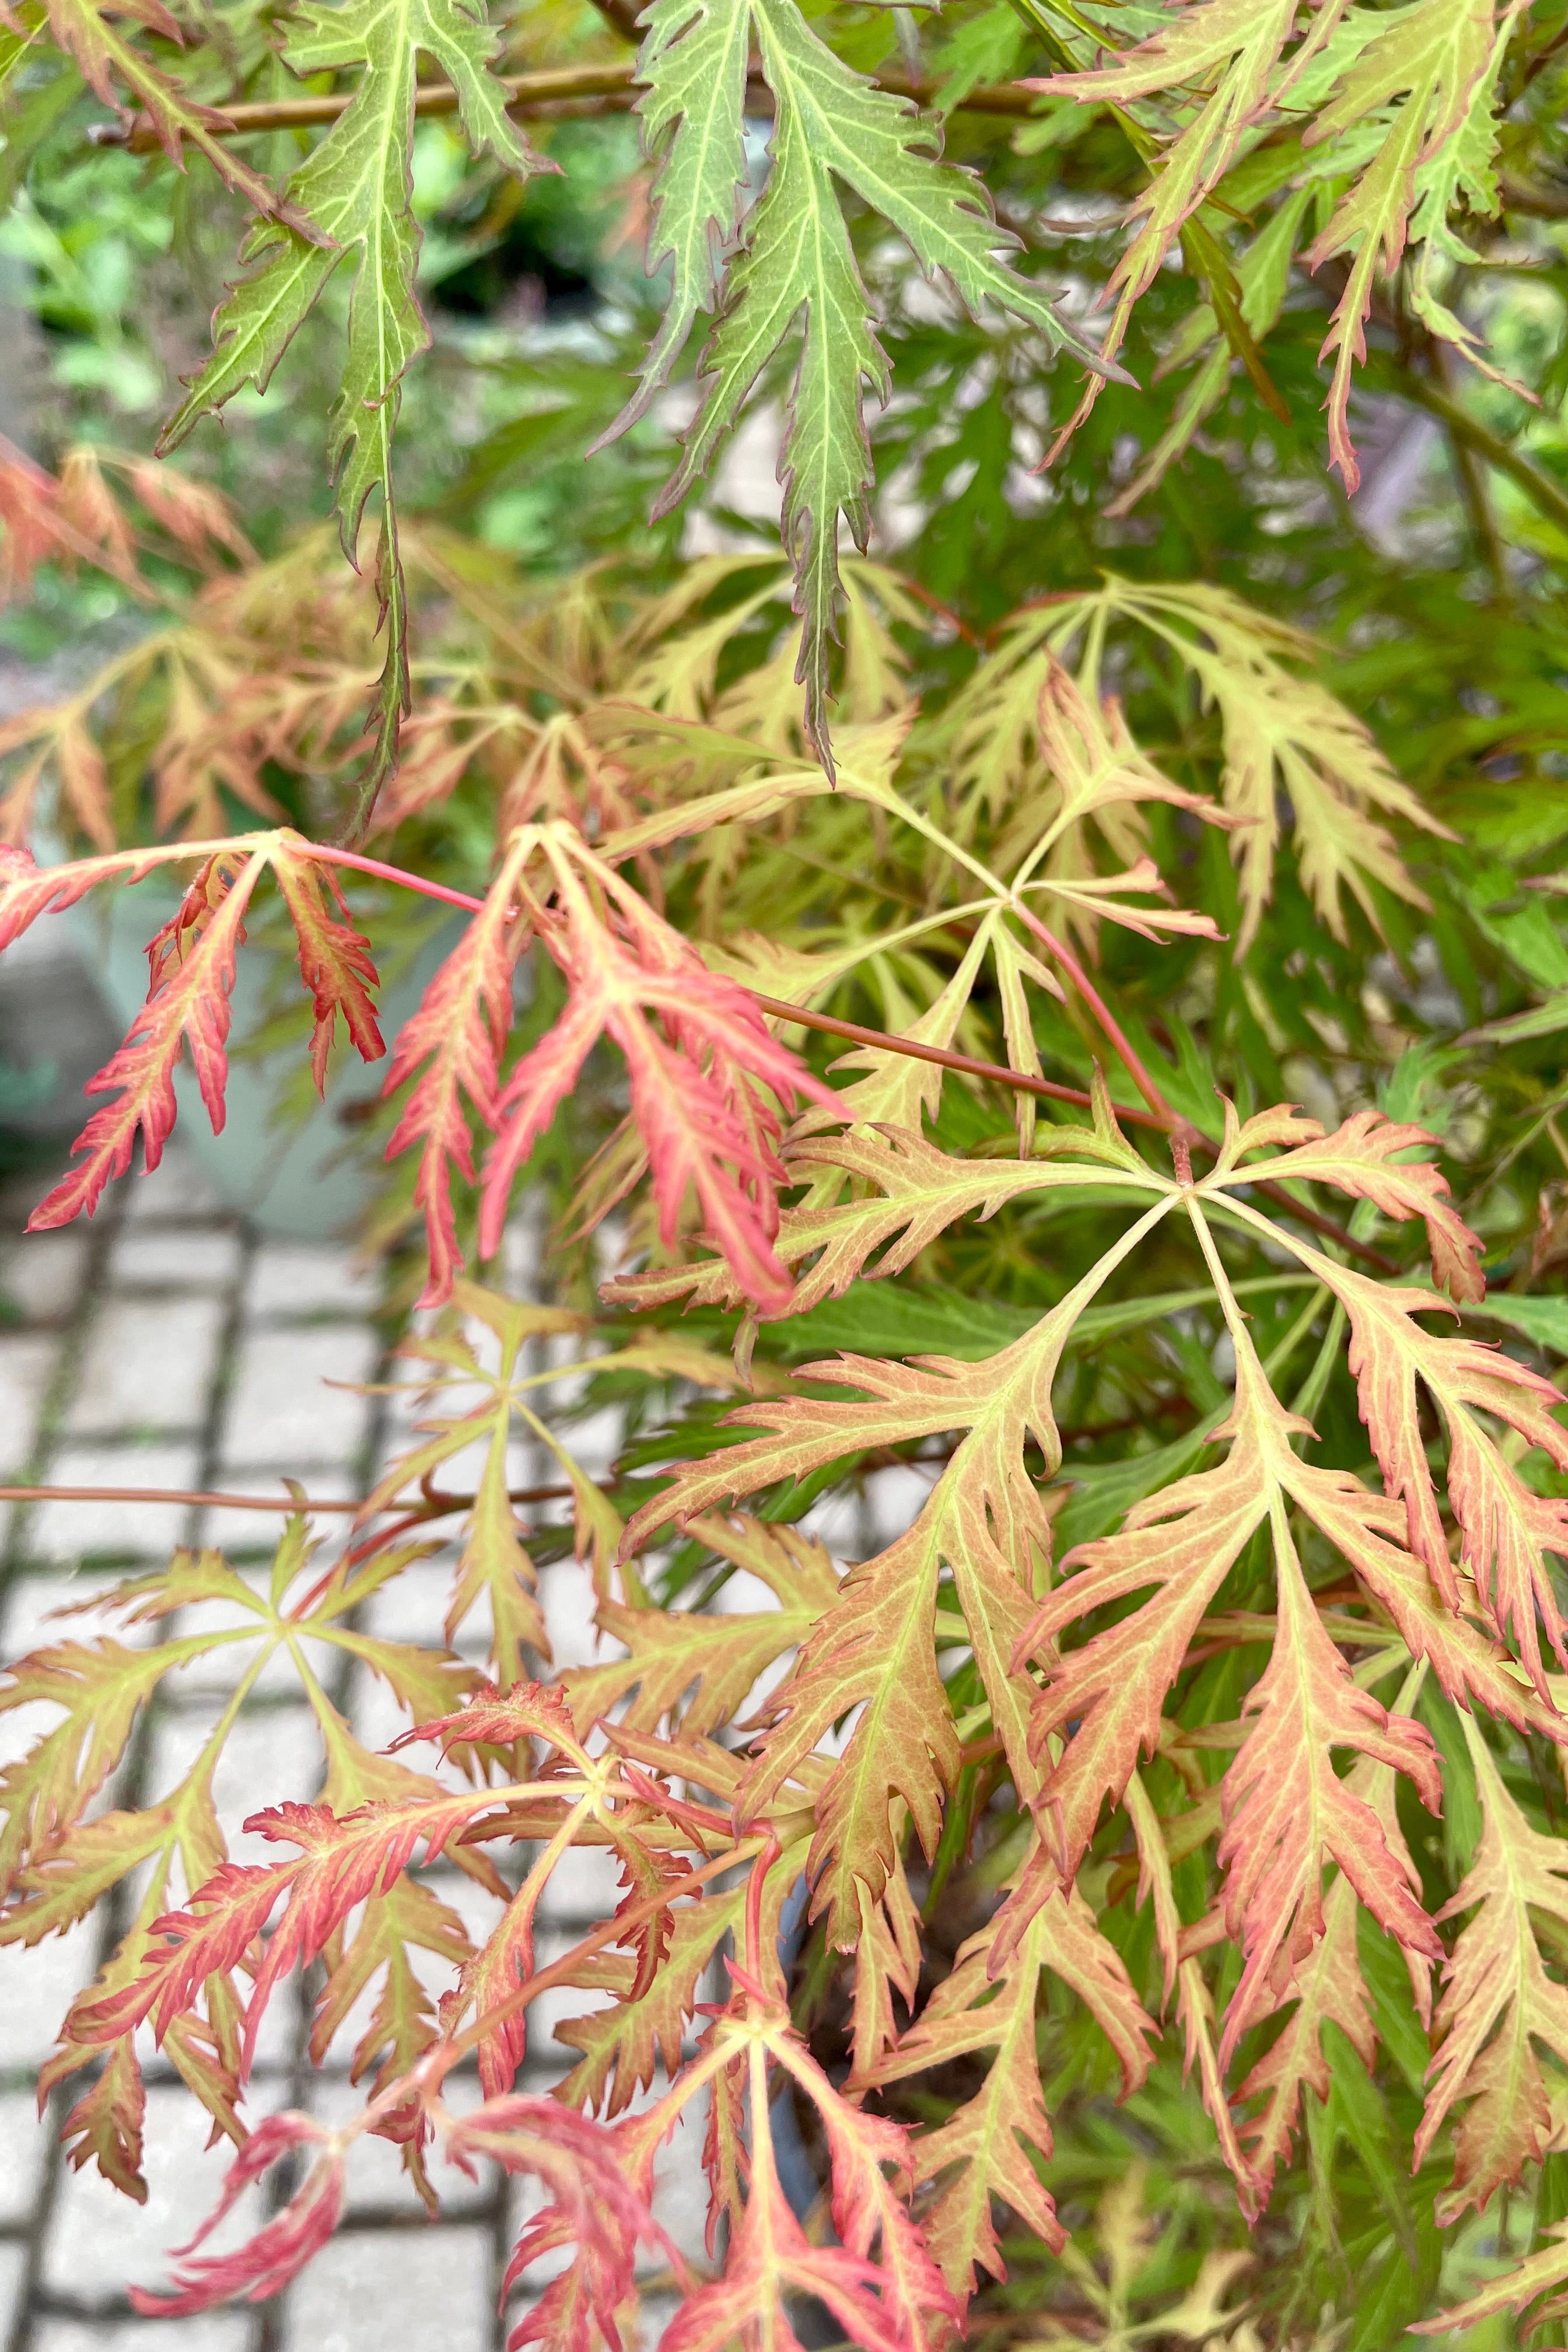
<box><xmin>604</xmin><ymin>0</ymin><xmax>1112</xmax><ymax>768</ymax></box>
<box><xmin>158</xmin><ymin>0</ymin><xmax>540</xmax><ymax>797</ymax></box>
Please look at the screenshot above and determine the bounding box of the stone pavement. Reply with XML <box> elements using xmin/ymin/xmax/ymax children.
<box><xmin>0</xmin><ymin>1144</ymin><xmax>713</xmax><ymax>2352</ymax></box>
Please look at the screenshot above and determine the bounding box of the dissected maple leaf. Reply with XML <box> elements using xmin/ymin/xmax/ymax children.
<box><xmin>130</xmin><ymin>2112</ymin><xmax>346</xmax><ymax>2316</ymax></box>
<box><xmin>159</xmin><ymin>0</ymin><xmax>544</xmax><ymax>792</ymax></box>
<box><xmin>1031</xmin><ymin>0</ymin><xmax>1308</xmax><ymax>446</ymax></box>
<box><xmin>874</xmin><ymin>1881</ymin><xmax>1154</xmax><ymax>2295</ymax></box>
<box><xmin>382</xmin><ymin>830</ymin><xmax>534</xmax><ymax>1303</ymax></box>
<box><xmin>27</xmin><ymin>850</ymin><xmax>265</xmax><ymax>1228</ymax></box>
<box><xmin>566</xmin><ymin>1511</ymin><xmax>841</xmax><ymax>1737</ymax></box>
<box><xmin>0</xmin><ymin>6</ymin><xmax>305</xmax><ymax>239</ymax></box>
<box><xmin>271</xmin><ymin>840</ymin><xmax>386</xmax><ymax>1090</ymax></box>
<box><xmin>74</xmin><ymin>1786</ymin><xmax>515</xmax><ymax>2067</ymax></box>
<box><xmin>481</xmin><ymin>825</ymin><xmax>835</xmax><ymax>1313</ymax></box>
<box><xmin>385</xmin><ymin>822</ymin><xmax>831</xmax><ymax>1311</ymax></box>
<box><xmin>1415</xmin><ymin>1711</ymin><xmax>1568</xmax><ymax>2220</ymax></box>
<box><xmin>1214</xmin><ymin>1508</ymin><xmax>1441</xmax><ymax>2066</ymax></box>
<box><xmin>1304</xmin><ymin>0</ymin><xmax>1527</xmax><ymax>488</ymax></box>
<box><xmin>600</xmin><ymin>0</ymin><xmax>1112</xmax><ymax>764</ymax></box>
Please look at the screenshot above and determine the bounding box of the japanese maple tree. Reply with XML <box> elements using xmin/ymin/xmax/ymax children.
<box><xmin>4</xmin><ymin>0</ymin><xmax>1568</xmax><ymax>2341</ymax></box>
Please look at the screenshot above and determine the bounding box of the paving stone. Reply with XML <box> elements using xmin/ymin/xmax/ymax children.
<box><xmin>41</xmin><ymin>2084</ymin><xmax>277</xmax><ymax>2299</ymax></box>
<box><xmin>150</xmin><ymin>1701</ymin><xmax>323</xmax><ymax>1867</ymax></box>
<box><xmin>26</xmin><ymin>1445</ymin><xmax>202</xmax><ymax>1562</ymax></box>
<box><xmin>538</xmin><ymin>1560</ymin><xmax>600</xmax><ymax>1672</ymax></box>
<box><xmin>220</xmin><ymin>1326</ymin><xmax>379</xmax><ymax>1471</ymax></box>
<box><xmin>0</xmin><ymin>1567</ymin><xmax>155</xmax><ymax>1659</ymax></box>
<box><xmin>535</xmin><ymin>1837</ymin><xmax>624</xmax><ymax>1929</ymax></box>
<box><xmin>0</xmin><ymin>2091</ymin><xmax>47</xmax><ymax>2222</ymax></box>
<box><xmin>108</xmin><ymin>1231</ymin><xmax>243</xmax><ymax>1292</ymax></box>
<box><xmin>122</xmin><ymin>1149</ymin><xmax>225</xmax><ymax>1226</ymax></box>
<box><xmin>549</xmin><ymin>1406</ymin><xmax>620</xmax><ymax>1482</ymax></box>
<box><xmin>246</xmin><ymin>1247</ymin><xmax>381</xmax><ymax>1321</ymax></box>
<box><xmin>0</xmin><ymin>1233</ymin><xmax>89</xmax><ymax>1324</ymax></box>
<box><xmin>281</xmin><ymin>2225</ymin><xmax>492</xmax><ymax>2352</ymax></box>
<box><xmin>0</xmin><ymin>2244</ymin><xmax>26</xmax><ymax>2344</ymax></box>
<box><xmin>65</xmin><ymin>1300</ymin><xmax>226</xmax><ymax>1440</ymax></box>
<box><xmin>34</xmin><ymin>2319</ymin><xmax>253</xmax><ymax>2352</ymax></box>
<box><xmin>0</xmin><ymin>1334</ymin><xmax>59</xmax><ymax>1473</ymax></box>
<box><xmin>360</xmin><ymin>1556</ymin><xmax>471</xmax><ymax>1650</ymax></box>
<box><xmin>197</xmin><ymin>1477</ymin><xmax>359</xmax><ymax>1558</ymax></box>
<box><xmin>0</xmin><ymin>1922</ymin><xmax>96</xmax><ymax>2071</ymax></box>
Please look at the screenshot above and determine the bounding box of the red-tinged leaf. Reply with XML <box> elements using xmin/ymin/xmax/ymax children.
<box><xmin>1290</xmin><ymin>1458</ymin><xmax>1568</xmax><ymax>1745</ymax></box>
<box><xmin>875</xmin><ymin>1874</ymin><xmax>1153</xmax><ymax>2295</ymax></box>
<box><xmin>1020</xmin><ymin>1349</ymin><xmax>1288</xmax><ymax>1883</ymax></box>
<box><xmin>118</xmin><ymin>453</ymin><xmax>253</xmax><ymax>567</ymax></box>
<box><xmin>700</xmin><ymin>2038</ymin><xmax>750</xmax><ymax>2256</ymax></box>
<box><xmin>392</xmin><ymin>1678</ymin><xmax>587</xmax><ymax>1767</ymax></box>
<box><xmin>556</xmin><ymin>1885</ymin><xmax>746</xmax><ymax>2117</ymax></box>
<box><xmin>57</xmin><ymin>2036</ymin><xmax>148</xmax><ymax>2205</ymax></box>
<box><xmin>566</xmin><ymin>1511</ymin><xmax>841</xmax><ymax>1740</ymax></box>
<box><xmin>1214</xmin><ymin>1516</ymin><xmax>1441</xmax><ymax>2070</ymax></box>
<box><xmin>1222</xmin><ymin>1104</ymin><xmax>1484</xmax><ymax>1303</ymax></box>
<box><xmin>382</xmin><ymin>831</ymin><xmax>534</xmax><ymax>1306</ymax></box>
<box><xmin>1415</xmin><ymin>1712</ymin><xmax>1568</xmax><ymax>2221</ymax></box>
<box><xmin>309</xmin><ymin>1874</ymin><xmax>473</xmax><ymax>2107</ymax></box>
<box><xmin>1244</xmin><ymin>1936</ymin><xmax>1411</xmax><ymax>2224</ymax></box>
<box><xmin>478</xmin><ymin>825</ymin><xmax>835</xmax><ymax>1314</ymax></box>
<box><xmin>660</xmin><ymin>2155</ymin><xmax>904</xmax><ymax>2352</ymax></box>
<box><xmin>271</xmin><ymin>841</ymin><xmax>385</xmax><ymax>1091</ymax></box>
<box><xmin>775</xmin><ymin>2027</ymin><xmax>960</xmax><ymax>2346</ymax></box>
<box><xmin>28</xmin><ymin>850</ymin><xmax>267</xmax><ymax>1230</ymax></box>
<box><xmin>471</xmin><ymin>2096</ymin><xmax>659</xmax><ymax>2352</ymax></box>
<box><xmin>1314</xmin><ymin>1257</ymin><xmax>1568</xmax><ymax>1690</ymax></box>
<box><xmin>600</xmin><ymin>1124</ymin><xmax>1158</xmax><ymax>1323</ymax></box>
<box><xmin>74</xmin><ymin>1789</ymin><xmax>508</xmax><ymax>2065</ymax></box>
<box><xmin>739</xmin><ymin>1515</ymin><xmax>961</xmax><ymax>1950</ymax></box>
<box><xmin>0</xmin><ymin>841</ymin><xmax>188</xmax><ymax>954</ymax></box>
<box><xmin>622</xmin><ymin>1191</ymin><xmax>1169</xmax><ymax>1562</ymax></box>
<box><xmin>130</xmin><ymin>2112</ymin><xmax>346</xmax><ymax>2316</ymax></box>
<box><xmin>0</xmin><ymin>436</ymin><xmax>146</xmax><ymax>598</ymax></box>
<box><xmin>848</xmin><ymin>1861</ymin><xmax>922</xmax><ymax>2084</ymax></box>
<box><xmin>1233</xmin><ymin>1824</ymin><xmax>1377</xmax><ymax>2211</ymax></box>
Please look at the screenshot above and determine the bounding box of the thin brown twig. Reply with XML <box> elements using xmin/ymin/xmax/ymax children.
<box><xmin>749</xmin><ymin>992</ymin><xmax>1167</xmax><ymax>1127</ymax></box>
<box><xmin>0</xmin><ymin>1480</ymin><xmax>574</xmax><ymax>1516</ymax></box>
<box><xmin>87</xmin><ymin>60</ymin><xmax>1048</xmax><ymax>152</ymax></box>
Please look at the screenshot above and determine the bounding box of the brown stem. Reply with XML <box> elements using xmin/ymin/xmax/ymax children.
<box><xmin>1247</xmin><ymin>1182</ymin><xmax>1399</xmax><ymax>1275</ymax></box>
<box><xmin>749</xmin><ymin>992</ymin><xmax>1168</xmax><ymax>1129</ymax></box>
<box><xmin>1007</xmin><ymin>904</ymin><xmax>1191</xmax><ymax>1135</ymax></box>
<box><xmin>0</xmin><ymin>1479</ymin><xmax>574</xmax><ymax>1516</ymax></box>
<box><xmin>87</xmin><ymin>60</ymin><xmax>1048</xmax><ymax>152</ymax></box>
